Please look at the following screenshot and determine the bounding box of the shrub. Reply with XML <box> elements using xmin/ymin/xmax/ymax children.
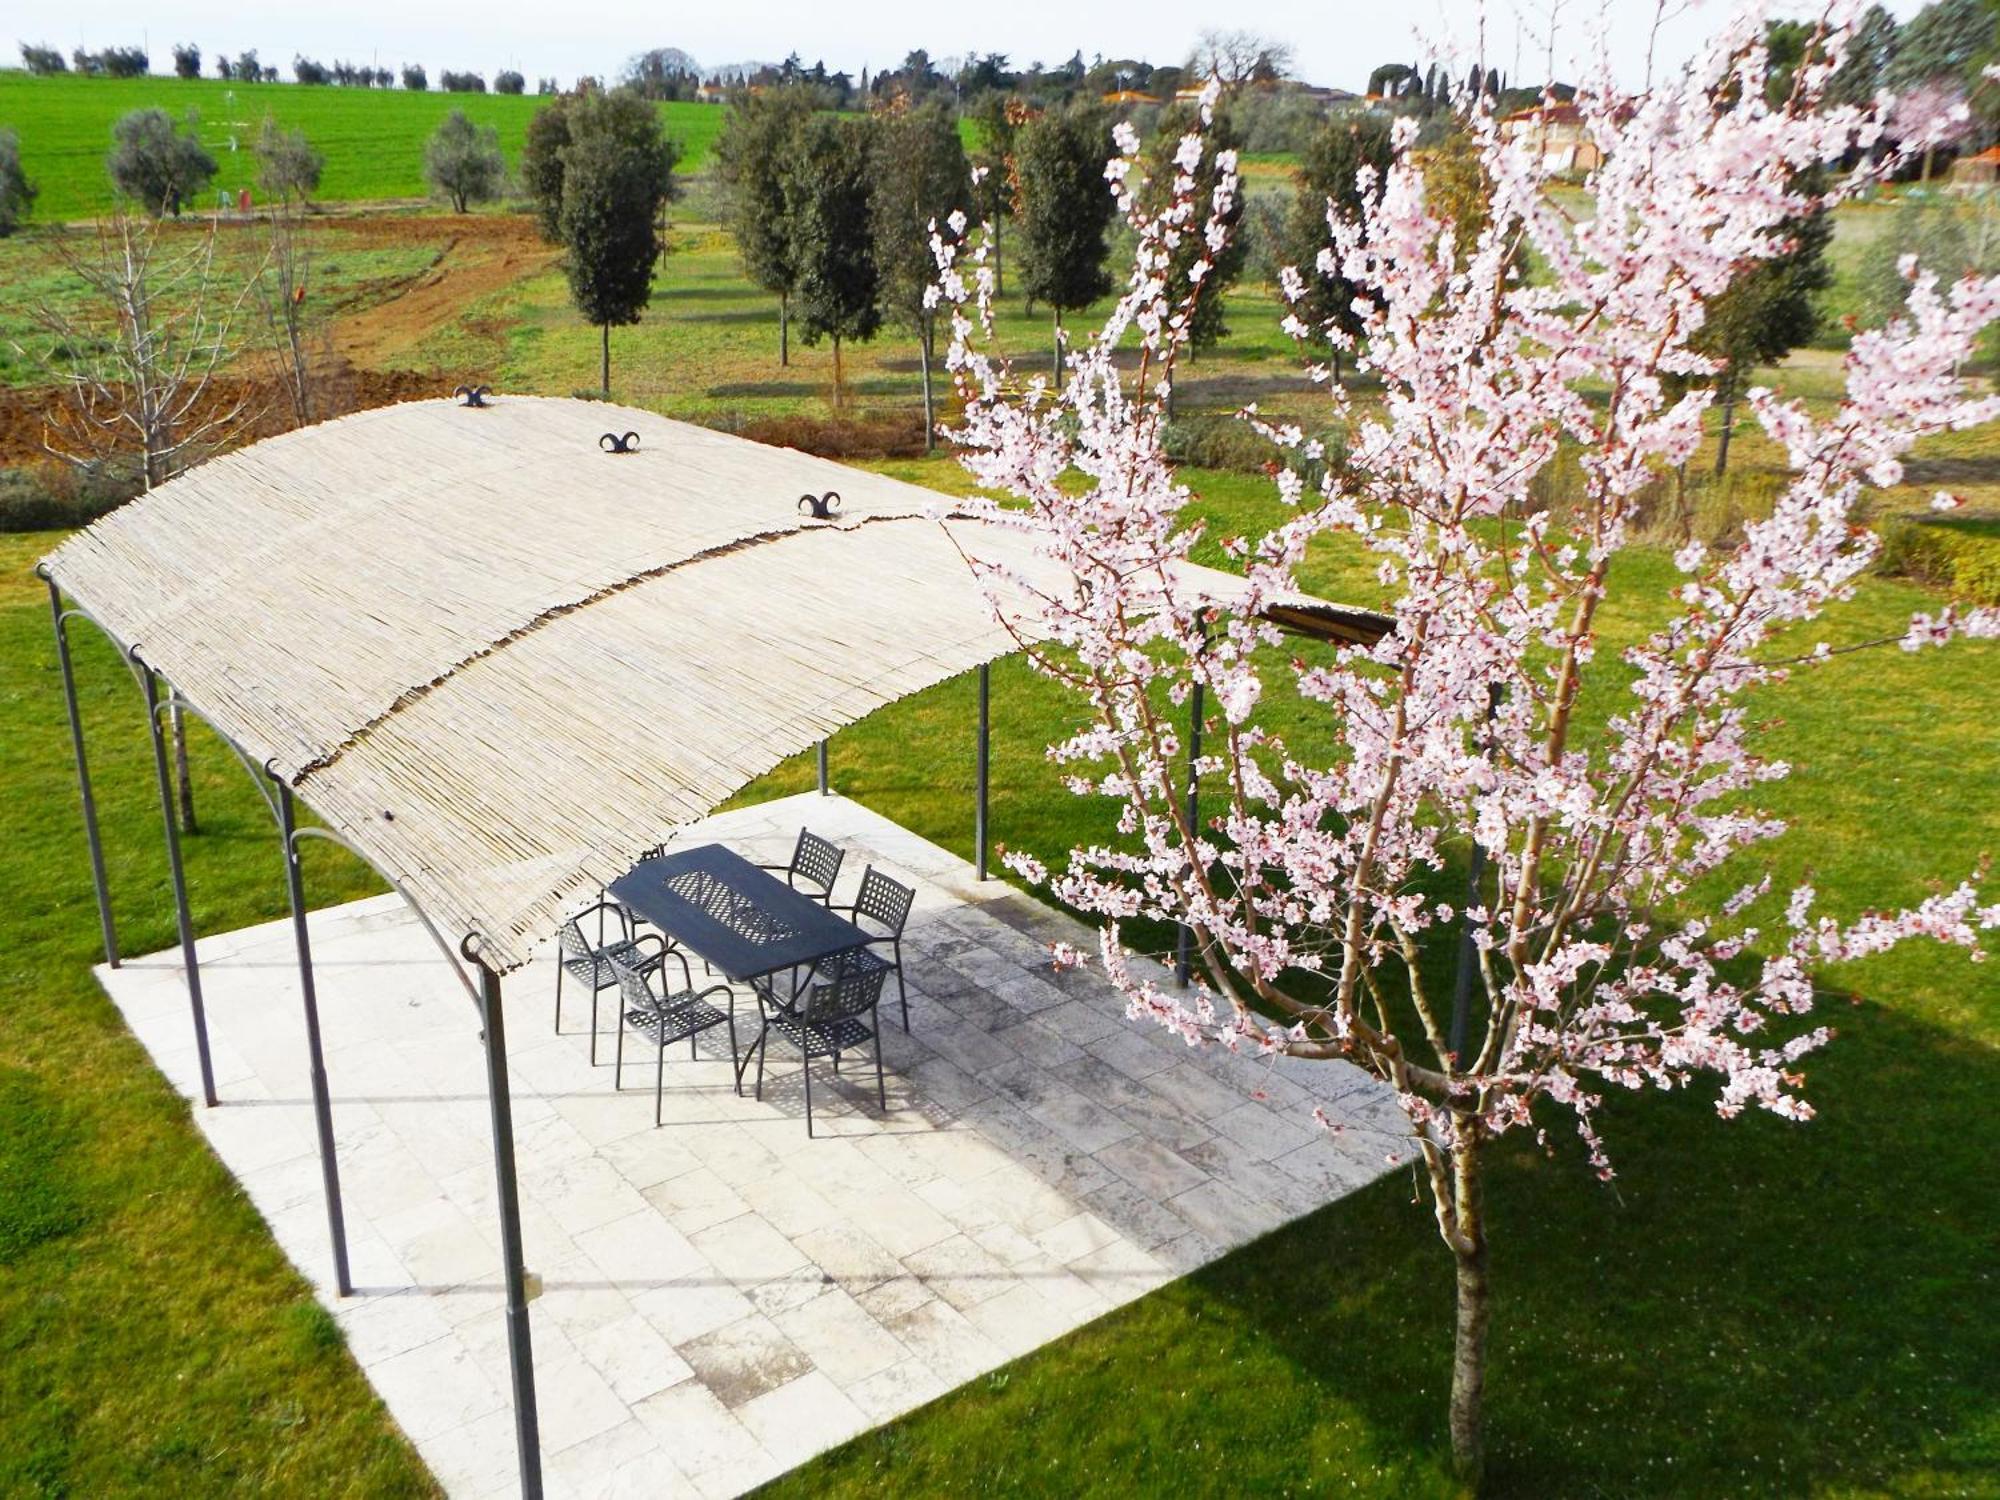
<box><xmin>0</xmin><ymin>129</ymin><xmax>35</xmax><ymax>237</ymax></box>
<box><xmin>495</xmin><ymin>70</ymin><xmax>526</xmax><ymax>95</ymax></box>
<box><xmin>108</xmin><ymin>109</ymin><xmax>217</xmax><ymax>216</ymax></box>
<box><xmin>440</xmin><ymin>70</ymin><xmax>487</xmax><ymax>94</ymax></box>
<box><xmin>1878</xmin><ymin>513</ymin><xmax>2000</xmax><ymax>604</ymax></box>
<box><xmin>0</xmin><ymin>464</ymin><xmax>140</xmax><ymax>533</ymax></box>
<box><xmin>1160</xmin><ymin>414</ymin><xmax>1283</xmax><ymax>472</ymax></box>
<box><xmin>293</xmin><ymin>56</ymin><xmax>330</xmax><ymax>86</ymax></box>
<box><xmin>19</xmin><ymin>43</ymin><xmax>66</xmax><ymax>75</ymax></box>
<box><xmin>401</xmin><ymin>63</ymin><xmax>428</xmax><ymax>92</ymax></box>
<box><xmin>171</xmin><ymin>43</ymin><xmax>201</xmax><ymax>79</ymax></box>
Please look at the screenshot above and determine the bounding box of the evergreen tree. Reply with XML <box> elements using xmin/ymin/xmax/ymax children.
<box><xmin>1830</xmin><ymin>5</ymin><xmax>1901</xmax><ymax>107</ymax></box>
<box><xmin>0</xmin><ymin>129</ymin><xmax>35</xmax><ymax>237</ymax></box>
<box><xmin>520</xmin><ymin>94</ymin><xmax>576</xmax><ymax>243</ymax></box>
<box><xmin>1139</xmin><ymin>102</ymin><xmax>1247</xmax><ymax>414</ymax></box>
<box><xmin>714</xmin><ymin>88</ymin><xmax>816</xmax><ymax>364</ymax></box>
<box><xmin>552</xmin><ymin>90</ymin><xmax>680</xmax><ymax>393</ymax></box>
<box><xmin>1280</xmin><ymin>112</ymin><xmax>1393</xmax><ymax>382</ymax></box>
<box><xmin>1015</xmin><ymin>103</ymin><xmax>1116</xmax><ymax>377</ymax></box>
<box><xmin>967</xmin><ymin>93</ymin><xmax>1024</xmax><ymax>296</ymax></box>
<box><xmin>1888</xmin><ymin>0</ymin><xmax>1991</xmax><ymax>88</ymax></box>
<box><xmin>871</xmin><ymin>102</ymin><xmax>972</xmax><ymax>447</ymax></box>
<box><xmin>1694</xmin><ymin>176</ymin><xmax>1832</xmax><ymax>476</ymax></box>
<box><xmin>781</xmin><ymin>115</ymin><xmax>881</xmax><ymax>408</ymax></box>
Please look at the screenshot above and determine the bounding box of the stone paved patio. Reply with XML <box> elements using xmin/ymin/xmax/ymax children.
<box><xmin>99</xmin><ymin>792</ymin><xmax>1404</xmax><ymax>1497</ymax></box>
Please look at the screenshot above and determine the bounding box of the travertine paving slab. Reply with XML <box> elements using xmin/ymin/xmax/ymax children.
<box><xmin>98</xmin><ymin>792</ymin><xmax>1400</xmax><ymax>1497</ymax></box>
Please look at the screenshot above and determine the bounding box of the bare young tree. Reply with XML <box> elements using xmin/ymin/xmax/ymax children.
<box><xmin>256</xmin><ymin>200</ymin><xmax>334</xmax><ymax>428</ymax></box>
<box><xmin>27</xmin><ymin>210</ymin><xmax>260</xmax><ymax>489</ymax></box>
<box><xmin>1188</xmin><ymin>28</ymin><xmax>1295</xmax><ymax>90</ymax></box>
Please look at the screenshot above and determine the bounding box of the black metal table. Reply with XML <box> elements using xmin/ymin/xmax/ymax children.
<box><xmin>608</xmin><ymin>843</ymin><xmax>868</xmax><ymax>986</ymax></box>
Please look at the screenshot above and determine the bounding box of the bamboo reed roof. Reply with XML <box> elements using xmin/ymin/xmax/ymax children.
<box><xmin>44</xmin><ymin>396</ymin><xmax>1384</xmax><ymax>973</ymax></box>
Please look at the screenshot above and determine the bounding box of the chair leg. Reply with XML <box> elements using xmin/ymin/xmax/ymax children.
<box><xmin>655</xmin><ymin>1041</ymin><xmax>666</xmax><ymax>1128</ymax></box>
<box><xmin>614</xmin><ymin>1011</ymin><xmax>624</xmax><ymax>1091</ymax></box>
<box><xmin>554</xmin><ymin>961</ymin><xmax>564</xmax><ymax>1035</ymax></box>
<box><xmin>753</xmin><ymin>1026</ymin><xmax>768</xmax><ymax>1100</ymax></box>
<box><xmin>872</xmin><ymin>1022</ymin><xmax>886</xmax><ymax>1114</ymax></box>
<box><xmin>896</xmin><ymin>943</ymin><xmax>909</xmax><ymax>1031</ymax></box>
<box><xmin>590</xmin><ymin>986</ymin><xmax>600</xmax><ymax>1067</ymax></box>
<box><xmin>726</xmin><ymin>1016</ymin><xmax>741</xmax><ymax>1096</ymax></box>
<box><xmin>802</xmin><ymin>1046</ymin><xmax>814</xmax><ymax>1138</ymax></box>
<box><xmin>690</xmin><ymin>1027</ymin><xmax>698</xmax><ymax>1061</ymax></box>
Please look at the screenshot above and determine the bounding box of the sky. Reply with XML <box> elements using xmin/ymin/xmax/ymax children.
<box><xmin>18</xmin><ymin>1</ymin><xmax>1935</xmax><ymax>93</ymax></box>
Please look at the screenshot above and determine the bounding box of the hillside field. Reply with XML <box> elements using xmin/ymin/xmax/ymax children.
<box><xmin>0</xmin><ymin>71</ymin><xmax>727</xmax><ymax>219</ymax></box>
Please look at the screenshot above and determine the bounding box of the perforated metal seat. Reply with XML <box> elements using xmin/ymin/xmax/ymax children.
<box><xmin>755</xmin><ymin>827</ymin><xmax>845</xmax><ymax>905</ymax></box>
<box><xmin>611</xmin><ymin>937</ymin><xmax>740</xmax><ymax>1126</ymax></box>
<box><xmin>745</xmin><ymin>959</ymin><xmax>888</xmax><ymax>1137</ymax></box>
<box><xmin>834</xmin><ymin>865</ymin><xmax>915</xmax><ymax>1031</ymax></box>
<box><xmin>555</xmin><ymin>899</ymin><xmax>655</xmax><ymax>1065</ymax></box>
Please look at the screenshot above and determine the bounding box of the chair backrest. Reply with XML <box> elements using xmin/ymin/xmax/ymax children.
<box><xmin>805</xmin><ymin>959</ymin><xmax>887</xmax><ymax>1025</ymax></box>
<box><xmin>852</xmin><ymin>865</ymin><xmax>915</xmax><ymax>937</ymax></box>
<box><xmin>559</xmin><ymin>899</ymin><xmax>628</xmax><ymax>961</ymax></box>
<box><xmin>791</xmin><ymin>829</ymin><xmax>845</xmax><ymax>896</ymax></box>
<box><xmin>608</xmin><ymin>947</ymin><xmax>660</xmax><ymax>1012</ymax></box>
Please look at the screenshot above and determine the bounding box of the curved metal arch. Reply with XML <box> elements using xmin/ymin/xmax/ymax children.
<box><xmin>289</xmin><ymin>825</ymin><xmax>483</xmax><ymax>1009</ymax></box>
<box><xmin>52</xmin><ymin>584</ymin><xmax>486</xmax><ymax>1011</ymax></box>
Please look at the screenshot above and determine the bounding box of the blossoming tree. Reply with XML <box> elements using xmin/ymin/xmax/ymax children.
<box><xmin>930</xmin><ymin>3</ymin><xmax>1999</xmax><ymax>1477</ymax></box>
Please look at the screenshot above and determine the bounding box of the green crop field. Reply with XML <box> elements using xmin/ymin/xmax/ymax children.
<box><xmin>0</xmin><ymin>71</ymin><xmax>728</xmax><ymax>221</ymax></box>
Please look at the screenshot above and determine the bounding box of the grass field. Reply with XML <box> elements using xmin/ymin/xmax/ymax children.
<box><xmin>0</xmin><ymin>71</ymin><xmax>728</xmax><ymax>220</ymax></box>
<box><xmin>2</xmin><ymin>441</ymin><xmax>1995</xmax><ymax>1491</ymax></box>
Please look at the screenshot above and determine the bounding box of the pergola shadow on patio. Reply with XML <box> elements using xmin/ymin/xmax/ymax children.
<box><xmin>99</xmin><ymin>794</ymin><xmax>1403</xmax><ymax>1497</ymax></box>
<box><xmin>38</xmin><ymin>395</ymin><xmax>1392</xmax><ymax>1497</ymax></box>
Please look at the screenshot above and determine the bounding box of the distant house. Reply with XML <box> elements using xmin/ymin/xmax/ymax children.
<box><xmin>1102</xmin><ymin>89</ymin><xmax>1161</xmax><ymax>106</ymax></box>
<box><xmin>1499</xmin><ymin>102</ymin><xmax>1603</xmax><ymax>175</ymax></box>
<box><xmin>1948</xmin><ymin>145</ymin><xmax>2000</xmax><ymax>190</ymax></box>
<box><xmin>696</xmin><ymin>80</ymin><xmax>728</xmax><ymax>103</ymax></box>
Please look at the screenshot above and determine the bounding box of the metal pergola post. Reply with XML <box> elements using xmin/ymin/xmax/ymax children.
<box><xmin>975</xmin><ymin>663</ymin><xmax>990</xmax><ymax>881</ymax></box>
<box><xmin>276</xmin><ymin>779</ymin><xmax>352</xmax><ymax>1298</ymax></box>
<box><xmin>141</xmin><ymin>663</ymin><xmax>217</xmax><ymax>1108</ymax></box>
<box><xmin>816</xmin><ymin>740</ymin><xmax>829</xmax><ymax>796</ymax></box>
<box><xmin>1175</xmin><ymin>674</ymin><xmax>1205</xmax><ymax>987</ymax></box>
<box><xmin>44</xmin><ymin>573</ymin><xmax>120</xmax><ymax>969</ymax></box>
<box><xmin>477</xmin><ymin>961</ymin><xmax>543</xmax><ymax>1499</ymax></box>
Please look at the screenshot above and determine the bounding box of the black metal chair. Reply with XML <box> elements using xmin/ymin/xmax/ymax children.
<box><xmin>832</xmin><ymin>865</ymin><xmax>916</xmax><ymax>1031</ymax></box>
<box><xmin>611</xmin><ymin>935</ymin><xmax>740</xmax><ymax>1127</ymax></box>
<box><xmin>745</xmin><ymin>958</ymin><xmax>889</xmax><ymax>1138</ymax></box>
<box><xmin>755</xmin><ymin>827</ymin><xmax>845</xmax><ymax>905</ymax></box>
<box><xmin>555</xmin><ymin>899</ymin><xmax>651</xmax><ymax>1065</ymax></box>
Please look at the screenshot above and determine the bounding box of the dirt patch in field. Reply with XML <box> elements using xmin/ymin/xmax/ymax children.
<box><xmin>0</xmin><ymin>364</ymin><xmax>450</xmax><ymax>468</ymax></box>
<box><xmin>328</xmin><ymin>213</ymin><xmax>557</xmax><ymax>369</ymax></box>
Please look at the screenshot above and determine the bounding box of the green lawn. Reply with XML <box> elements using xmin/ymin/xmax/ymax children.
<box><xmin>2</xmin><ymin>425</ymin><xmax>1994</xmax><ymax>1493</ymax></box>
<box><xmin>0</xmin><ymin>71</ymin><xmax>727</xmax><ymax>220</ymax></box>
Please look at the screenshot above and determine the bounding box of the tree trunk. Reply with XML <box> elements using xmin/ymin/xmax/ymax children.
<box><xmin>1713</xmin><ymin>379</ymin><xmax>1737</xmax><ymax>478</ymax></box>
<box><xmin>780</xmin><ymin>292</ymin><xmax>790</xmax><ymax>368</ymax></box>
<box><xmin>1164</xmin><ymin>361</ymin><xmax>1177</xmax><ymax>421</ymax></box>
<box><xmin>600</xmin><ymin>323</ymin><xmax>610</xmax><ymax>397</ymax></box>
<box><xmin>1448</xmin><ymin>1140</ymin><xmax>1490</xmax><ymax>1485</ymax></box>
<box><xmin>170</xmin><ymin>700</ymin><xmax>197</xmax><ymax>835</ymax></box>
<box><xmin>832</xmin><ymin>334</ymin><xmax>844</xmax><ymax>411</ymax></box>
<box><xmin>1052</xmin><ymin>309</ymin><xmax>1063</xmax><ymax>383</ymax></box>
<box><xmin>1332</xmin><ymin>345</ymin><xmax>1342</xmax><ymax>385</ymax></box>
<box><xmin>920</xmin><ymin>314</ymin><xmax>935</xmax><ymax>453</ymax></box>
<box><xmin>993</xmin><ymin>218</ymin><xmax>1004</xmax><ymax>296</ymax></box>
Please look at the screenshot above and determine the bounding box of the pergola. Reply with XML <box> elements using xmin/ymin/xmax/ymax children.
<box><xmin>38</xmin><ymin>395</ymin><xmax>1388</xmax><ymax>1497</ymax></box>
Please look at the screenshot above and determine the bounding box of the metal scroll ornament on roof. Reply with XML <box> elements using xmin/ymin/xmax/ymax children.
<box><xmin>599</xmin><ymin>431</ymin><xmax>640</xmax><ymax>454</ymax></box>
<box><xmin>798</xmin><ymin>491</ymin><xmax>841</xmax><ymax>520</ymax></box>
<box><xmin>454</xmin><ymin>384</ymin><xmax>493</xmax><ymax>408</ymax></box>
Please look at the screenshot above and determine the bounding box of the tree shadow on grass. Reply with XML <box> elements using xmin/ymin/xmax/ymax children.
<box><xmin>1189</xmin><ymin>995</ymin><xmax>2000</xmax><ymax>1496</ymax></box>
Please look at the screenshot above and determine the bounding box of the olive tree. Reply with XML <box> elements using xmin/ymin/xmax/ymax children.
<box><xmin>423</xmin><ymin>110</ymin><xmax>505</xmax><ymax>213</ymax></box>
<box><xmin>108</xmin><ymin>109</ymin><xmax>217</xmax><ymax>218</ymax></box>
